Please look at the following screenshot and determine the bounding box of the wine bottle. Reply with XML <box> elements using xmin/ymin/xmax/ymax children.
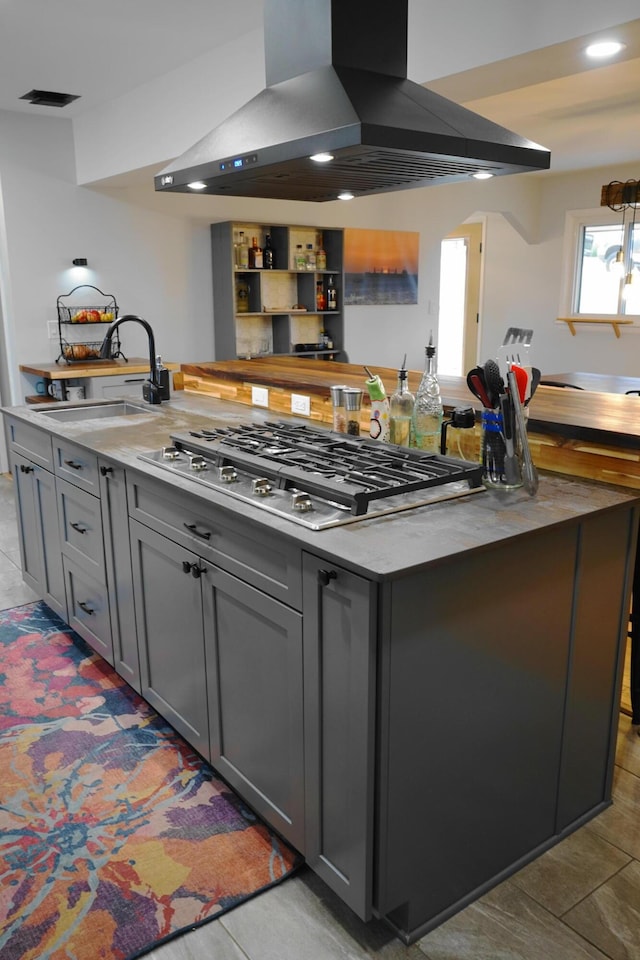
<box><xmin>263</xmin><ymin>234</ymin><xmax>275</xmax><ymax>269</ymax></box>
<box><xmin>316</xmin><ymin>236</ymin><xmax>327</xmax><ymax>271</ymax></box>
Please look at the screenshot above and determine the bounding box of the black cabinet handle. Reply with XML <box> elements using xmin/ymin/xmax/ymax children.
<box><xmin>78</xmin><ymin>601</ymin><xmax>94</xmax><ymax>615</ymax></box>
<box><xmin>70</xmin><ymin>521</ymin><xmax>87</xmax><ymax>535</ymax></box>
<box><xmin>20</xmin><ymin>464</ymin><xmax>34</xmax><ymax>474</ymax></box>
<box><xmin>318</xmin><ymin>569</ymin><xmax>337</xmax><ymax>586</ymax></box>
<box><xmin>190</xmin><ymin>563</ymin><xmax>205</xmax><ymax>579</ymax></box>
<box><xmin>182</xmin><ymin>560</ymin><xmax>192</xmax><ymax>574</ymax></box>
<box><xmin>64</xmin><ymin>459</ymin><xmax>83</xmax><ymax>471</ymax></box>
<box><xmin>100</xmin><ymin>465</ymin><xmax>113</xmax><ymax>477</ymax></box>
<box><xmin>183</xmin><ymin>522</ymin><xmax>212</xmax><ymax>541</ymax></box>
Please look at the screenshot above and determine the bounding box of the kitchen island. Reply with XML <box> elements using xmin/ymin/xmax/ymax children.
<box><xmin>2</xmin><ymin>390</ymin><xmax>638</xmax><ymax>943</ymax></box>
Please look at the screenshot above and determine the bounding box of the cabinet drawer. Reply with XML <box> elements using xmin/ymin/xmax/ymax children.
<box><xmin>128</xmin><ymin>471</ymin><xmax>302</xmax><ymax>609</ymax></box>
<box><xmin>57</xmin><ymin>477</ymin><xmax>105</xmax><ymax>583</ymax></box>
<box><xmin>54</xmin><ymin>440</ymin><xmax>100</xmax><ymax>493</ymax></box>
<box><xmin>6</xmin><ymin>417</ymin><xmax>53</xmax><ymax>469</ymax></box>
<box><xmin>63</xmin><ymin>557</ymin><xmax>113</xmax><ymax>664</ymax></box>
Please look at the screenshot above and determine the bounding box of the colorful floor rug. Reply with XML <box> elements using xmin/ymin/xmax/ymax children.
<box><xmin>0</xmin><ymin>601</ymin><xmax>301</xmax><ymax>960</ymax></box>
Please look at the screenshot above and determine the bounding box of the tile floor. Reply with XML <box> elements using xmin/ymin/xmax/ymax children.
<box><xmin>1</xmin><ymin>472</ymin><xmax>639</xmax><ymax>960</ymax></box>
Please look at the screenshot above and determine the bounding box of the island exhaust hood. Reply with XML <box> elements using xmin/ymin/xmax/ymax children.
<box><xmin>154</xmin><ymin>0</ymin><xmax>550</xmax><ymax>202</ymax></box>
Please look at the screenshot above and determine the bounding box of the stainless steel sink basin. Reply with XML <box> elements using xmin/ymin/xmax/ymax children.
<box><xmin>37</xmin><ymin>400</ymin><xmax>157</xmax><ymax>422</ymax></box>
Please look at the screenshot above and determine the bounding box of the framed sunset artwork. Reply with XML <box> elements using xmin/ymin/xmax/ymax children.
<box><xmin>344</xmin><ymin>228</ymin><xmax>419</xmax><ymax>305</ymax></box>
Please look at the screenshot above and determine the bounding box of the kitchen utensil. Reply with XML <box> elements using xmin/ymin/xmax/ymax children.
<box><xmin>510</xmin><ymin>364</ymin><xmax>528</xmax><ymax>404</ymax></box>
<box><xmin>483</xmin><ymin>359</ymin><xmax>504</xmax><ymax>409</ymax></box>
<box><xmin>466</xmin><ymin>367</ymin><xmax>492</xmax><ymax>408</ymax></box>
<box><xmin>502</xmin><ymin>327</ymin><xmax>533</xmax><ymax>347</ymax></box>
<box><xmin>507</xmin><ymin>369</ymin><xmax>538</xmax><ymax>496</ymax></box>
<box><xmin>499</xmin><ymin>394</ymin><xmax>521</xmax><ymax>487</ymax></box>
<box><xmin>525</xmin><ymin>367</ymin><xmax>541</xmax><ymax>404</ymax></box>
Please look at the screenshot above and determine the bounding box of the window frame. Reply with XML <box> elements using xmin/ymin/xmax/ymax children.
<box><xmin>560</xmin><ymin>208</ymin><xmax>640</xmax><ymax>321</ymax></box>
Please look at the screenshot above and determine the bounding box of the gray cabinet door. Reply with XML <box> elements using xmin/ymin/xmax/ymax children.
<box><xmin>11</xmin><ymin>453</ymin><xmax>66</xmax><ymax>618</ymax></box>
<box><xmin>203</xmin><ymin>565</ymin><xmax>305</xmax><ymax>851</ymax></box>
<box><xmin>129</xmin><ymin>519</ymin><xmax>209</xmax><ymax>758</ymax></box>
<box><xmin>100</xmin><ymin>461</ymin><xmax>140</xmax><ymax>692</ymax></box>
<box><xmin>302</xmin><ymin>553</ymin><xmax>377</xmax><ymax>921</ymax></box>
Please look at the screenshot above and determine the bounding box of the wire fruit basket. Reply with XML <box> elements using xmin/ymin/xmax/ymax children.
<box><xmin>56</xmin><ymin>285</ymin><xmax>124</xmax><ymax>364</ymax></box>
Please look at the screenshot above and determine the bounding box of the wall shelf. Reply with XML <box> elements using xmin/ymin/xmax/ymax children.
<box><xmin>559</xmin><ymin>317</ymin><xmax>634</xmax><ymax>339</ymax></box>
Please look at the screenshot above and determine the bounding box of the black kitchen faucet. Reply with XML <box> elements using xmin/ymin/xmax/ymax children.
<box><xmin>99</xmin><ymin>314</ymin><xmax>170</xmax><ymax>404</ymax></box>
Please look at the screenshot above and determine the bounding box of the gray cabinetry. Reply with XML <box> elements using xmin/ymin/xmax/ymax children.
<box><xmin>99</xmin><ymin>460</ymin><xmax>140</xmax><ymax>691</ymax></box>
<box><xmin>10</xmin><ymin>448</ymin><xmax>66</xmax><ymax>618</ymax></box>
<box><xmin>129</xmin><ymin>519</ymin><xmax>210</xmax><ymax>758</ymax></box>
<box><xmin>211</xmin><ymin>221</ymin><xmax>344</xmax><ymax>361</ymax></box>
<box><xmin>302</xmin><ymin>552</ymin><xmax>377</xmax><ymax>921</ymax></box>
<box><xmin>204</xmin><ymin>565</ymin><xmax>304</xmax><ymax>850</ymax></box>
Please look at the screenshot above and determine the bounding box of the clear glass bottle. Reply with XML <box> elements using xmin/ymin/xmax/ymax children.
<box><xmin>305</xmin><ymin>243</ymin><xmax>316</xmax><ymax>270</ymax></box>
<box><xmin>294</xmin><ymin>244</ymin><xmax>306</xmax><ymax>270</ymax></box>
<box><xmin>236</xmin><ymin>231</ymin><xmax>249</xmax><ymax>269</ymax></box>
<box><xmin>389</xmin><ymin>361</ymin><xmax>414</xmax><ymax>447</ymax></box>
<box><xmin>412</xmin><ymin>334</ymin><xmax>443</xmax><ymax>452</ymax></box>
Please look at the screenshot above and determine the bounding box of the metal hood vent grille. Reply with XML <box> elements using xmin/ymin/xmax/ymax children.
<box><xmin>155</xmin><ymin>0</ymin><xmax>550</xmax><ymax>202</ymax></box>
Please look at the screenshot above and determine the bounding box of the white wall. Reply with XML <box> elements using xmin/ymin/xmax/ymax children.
<box><xmin>0</xmin><ymin>110</ymin><xmax>214</xmax><ymax>403</ymax></box>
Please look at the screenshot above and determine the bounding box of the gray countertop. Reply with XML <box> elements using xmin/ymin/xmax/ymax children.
<box><xmin>4</xmin><ymin>392</ymin><xmax>639</xmax><ymax>581</ymax></box>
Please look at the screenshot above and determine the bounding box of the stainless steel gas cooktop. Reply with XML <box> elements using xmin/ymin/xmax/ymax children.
<box><xmin>138</xmin><ymin>421</ymin><xmax>484</xmax><ymax>530</ymax></box>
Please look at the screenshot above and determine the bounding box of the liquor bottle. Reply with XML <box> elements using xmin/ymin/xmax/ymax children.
<box><xmin>294</xmin><ymin>244</ymin><xmax>306</xmax><ymax>270</ymax></box>
<box><xmin>316</xmin><ymin>281</ymin><xmax>326</xmax><ymax>311</ymax></box>
<box><xmin>305</xmin><ymin>243</ymin><xmax>316</xmax><ymax>270</ymax></box>
<box><xmin>326</xmin><ymin>275</ymin><xmax>338</xmax><ymax>310</ymax></box>
<box><xmin>389</xmin><ymin>357</ymin><xmax>414</xmax><ymax>447</ymax></box>
<box><xmin>316</xmin><ymin>236</ymin><xmax>327</xmax><ymax>271</ymax></box>
<box><xmin>263</xmin><ymin>234</ymin><xmax>275</xmax><ymax>269</ymax></box>
<box><xmin>364</xmin><ymin>369</ymin><xmax>390</xmax><ymax>442</ymax></box>
<box><xmin>412</xmin><ymin>334</ymin><xmax>443</xmax><ymax>452</ymax></box>
<box><xmin>235</xmin><ymin>277</ymin><xmax>250</xmax><ymax>313</ymax></box>
<box><xmin>236</xmin><ymin>231</ymin><xmax>249</xmax><ymax>269</ymax></box>
<box><xmin>248</xmin><ymin>237</ymin><xmax>263</xmax><ymax>269</ymax></box>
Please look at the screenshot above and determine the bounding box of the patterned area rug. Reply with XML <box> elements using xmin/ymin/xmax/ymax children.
<box><xmin>0</xmin><ymin>601</ymin><xmax>301</xmax><ymax>960</ymax></box>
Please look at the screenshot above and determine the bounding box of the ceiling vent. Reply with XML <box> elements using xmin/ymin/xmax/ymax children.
<box><xmin>19</xmin><ymin>89</ymin><xmax>80</xmax><ymax>108</ymax></box>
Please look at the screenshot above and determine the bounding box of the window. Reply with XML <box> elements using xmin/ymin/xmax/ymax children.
<box><xmin>574</xmin><ymin>218</ymin><xmax>640</xmax><ymax>316</ymax></box>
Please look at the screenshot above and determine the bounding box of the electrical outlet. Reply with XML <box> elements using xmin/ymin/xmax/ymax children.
<box><xmin>291</xmin><ymin>393</ymin><xmax>311</xmax><ymax>416</ymax></box>
<box><xmin>251</xmin><ymin>385</ymin><xmax>269</xmax><ymax>407</ymax></box>
<box><xmin>47</xmin><ymin>320</ymin><xmax>58</xmax><ymax>339</ymax></box>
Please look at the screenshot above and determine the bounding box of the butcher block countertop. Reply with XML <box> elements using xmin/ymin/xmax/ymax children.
<box><xmin>180</xmin><ymin>358</ymin><xmax>640</xmax><ymax>489</ymax></box>
<box><xmin>20</xmin><ymin>358</ymin><xmax>179</xmax><ymax>380</ymax></box>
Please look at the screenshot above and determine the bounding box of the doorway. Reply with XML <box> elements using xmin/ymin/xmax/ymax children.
<box><xmin>437</xmin><ymin>222</ymin><xmax>483</xmax><ymax>376</ymax></box>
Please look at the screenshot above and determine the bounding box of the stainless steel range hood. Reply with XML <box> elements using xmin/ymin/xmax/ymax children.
<box><xmin>155</xmin><ymin>0</ymin><xmax>550</xmax><ymax>202</ymax></box>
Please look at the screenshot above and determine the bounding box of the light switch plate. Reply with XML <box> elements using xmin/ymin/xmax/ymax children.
<box><xmin>252</xmin><ymin>386</ymin><xmax>269</xmax><ymax>407</ymax></box>
<box><xmin>291</xmin><ymin>393</ymin><xmax>311</xmax><ymax>416</ymax></box>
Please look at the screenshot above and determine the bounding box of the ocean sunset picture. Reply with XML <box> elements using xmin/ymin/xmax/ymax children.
<box><xmin>344</xmin><ymin>228</ymin><xmax>419</xmax><ymax>305</ymax></box>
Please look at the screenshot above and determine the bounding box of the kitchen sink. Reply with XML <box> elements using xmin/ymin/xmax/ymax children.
<box><xmin>37</xmin><ymin>400</ymin><xmax>158</xmax><ymax>422</ymax></box>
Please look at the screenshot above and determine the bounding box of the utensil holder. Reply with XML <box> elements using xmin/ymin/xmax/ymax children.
<box><xmin>481</xmin><ymin>410</ymin><xmax>522</xmax><ymax>489</ymax></box>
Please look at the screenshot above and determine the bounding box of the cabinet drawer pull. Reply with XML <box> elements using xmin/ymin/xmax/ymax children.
<box><xmin>70</xmin><ymin>521</ymin><xmax>88</xmax><ymax>534</ymax></box>
<box><xmin>100</xmin><ymin>465</ymin><xmax>113</xmax><ymax>477</ymax></box>
<box><xmin>318</xmin><ymin>568</ymin><xmax>337</xmax><ymax>586</ymax></box>
<box><xmin>64</xmin><ymin>459</ymin><xmax>83</xmax><ymax>470</ymax></box>
<box><xmin>190</xmin><ymin>563</ymin><xmax>205</xmax><ymax>579</ymax></box>
<box><xmin>20</xmin><ymin>464</ymin><xmax>34</xmax><ymax>474</ymax></box>
<box><xmin>78</xmin><ymin>601</ymin><xmax>95</xmax><ymax>615</ymax></box>
<box><xmin>183</xmin><ymin>522</ymin><xmax>211</xmax><ymax>540</ymax></box>
<box><xmin>182</xmin><ymin>560</ymin><xmax>192</xmax><ymax>574</ymax></box>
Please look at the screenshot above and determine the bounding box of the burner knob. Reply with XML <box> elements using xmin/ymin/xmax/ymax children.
<box><xmin>218</xmin><ymin>465</ymin><xmax>238</xmax><ymax>483</ymax></box>
<box><xmin>252</xmin><ymin>477</ymin><xmax>272</xmax><ymax>497</ymax></box>
<box><xmin>162</xmin><ymin>445</ymin><xmax>180</xmax><ymax>460</ymax></box>
<box><xmin>189</xmin><ymin>455</ymin><xmax>207</xmax><ymax>471</ymax></box>
<box><xmin>291</xmin><ymin>492</ymin><xmax>313</xmax><ymax>512</ymax></box>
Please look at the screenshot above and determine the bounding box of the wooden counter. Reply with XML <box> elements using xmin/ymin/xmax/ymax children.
<box><xmin>180</xmin><ymin>358</ymin><xmax>640</xmax><ymax>489</ymax></box>
<box><xmin>20</xmin><ymin>358</ymin><xmax>180</xmax><ymax>381</ymax></box>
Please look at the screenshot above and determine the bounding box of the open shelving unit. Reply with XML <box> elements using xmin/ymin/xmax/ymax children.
<box><xmin>211</xmin><ymin>222</ymin><xmax>345</xmax><ymax>361</ymax></box>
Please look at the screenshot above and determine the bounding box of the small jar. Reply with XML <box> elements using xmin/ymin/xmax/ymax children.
<box><xmin>330</xmin><ymin>384</ymin><xmax>348</xmax><ymax>433</ymax></box>
<box><xmin>343</xmin><ymin>388</ymin><xmax>363</xmax><ymax>436</ymax></box>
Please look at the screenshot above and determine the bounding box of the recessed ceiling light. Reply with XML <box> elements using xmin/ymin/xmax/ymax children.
<box><xmin>310</xmin><ymin>153</ymin><xmax>334</xmax><ymax>163</ymax></box>
<box><xmin>187</xmin><ymin>181</ymin><xmax>207</xmax><ymax>190</ymax></box>
<box><xmin>471</xmin><ymin>172</ymin><xmax>494</xmax><ymax>180</ymax></box>
<box><xmin>585</xmin><ymin>40</ymin><xmax>625</xmax><ymax>59</ymax></box>
<box><xmin>338</xmin><ymin>191</ymin><xmax>354</xmax><ymax>200</ymax></box>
